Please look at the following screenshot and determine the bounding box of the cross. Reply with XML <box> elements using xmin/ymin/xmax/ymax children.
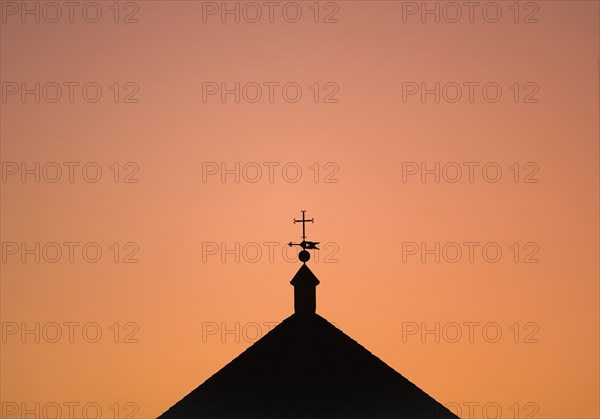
<box><xmin>294</xmin><ymin>210</ymin><xmax>314</xmax><ymax>240</ymax></box>
<box><xmin>289</xmin><ymin>210</ymin><xmax>319</xmax><ymax>262</ymax></box>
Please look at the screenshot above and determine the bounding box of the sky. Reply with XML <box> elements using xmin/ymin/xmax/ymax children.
<box><xmin>1</xmin><ymin>1</ymin><xmax>599</xmax><ymax>418</ymax></box>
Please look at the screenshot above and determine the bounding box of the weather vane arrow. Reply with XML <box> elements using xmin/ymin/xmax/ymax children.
<box><xmin>289</xmin><ymin>210</ymin><xmax>320</xmax><ymax>263</ymax></box>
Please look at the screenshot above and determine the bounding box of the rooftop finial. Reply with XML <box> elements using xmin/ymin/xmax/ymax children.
<box><xmin>288</xmin><ymin>210</ymin><xmax>320</xmax><ymax>263</ymax></box>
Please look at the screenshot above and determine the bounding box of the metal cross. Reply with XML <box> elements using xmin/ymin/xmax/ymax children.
<box><xmin>289</xmin><ymin>210</ymin><xmax>320</xmax><ymax>253</ymax></box>
<box><xmin>294</xmin><ymin>210</ymin><xmax>314</xmax><ymax>240</ymax></box>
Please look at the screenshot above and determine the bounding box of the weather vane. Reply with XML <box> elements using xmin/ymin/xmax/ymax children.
<box><xmin>288</xmin><ymin>210</ymin><xmax>320</xmax><ymax>263</ymax></box>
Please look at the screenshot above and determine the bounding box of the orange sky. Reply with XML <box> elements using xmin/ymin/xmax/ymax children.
<box><xmin>1</xmin><ymin>1</ymin><xmax>599</xmax><ymax>418</ymax></box>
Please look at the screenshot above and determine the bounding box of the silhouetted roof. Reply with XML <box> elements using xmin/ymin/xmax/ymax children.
<box><xmin>290</xmin><ymin>263</ymin><xmax>320</xmax><ymax>287</ymax></box>
<box><xmin>159</xmin><ymin>313</ymin><xmax>458</xmax><ymax>418</ymax></box>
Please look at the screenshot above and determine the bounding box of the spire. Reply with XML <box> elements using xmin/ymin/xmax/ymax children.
<box><xmin>289</xmin><ymin>210</ymin><xmax>320</xmax><ymax>314</ymax></box>
<box><xmin>290</xmin><ymin>264</ymin><xmax>320</xmax><ymax>315</ymax></box>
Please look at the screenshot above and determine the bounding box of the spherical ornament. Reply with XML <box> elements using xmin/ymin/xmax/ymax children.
<box><xmin>298</xmin><ymin>250</ymin><xmax>310</xmax><ymax>262</ymax></box>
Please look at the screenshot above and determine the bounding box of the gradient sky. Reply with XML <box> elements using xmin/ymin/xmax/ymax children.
<box><xmin>1</xmin><ymin>1</ymin><xmax>599</xmax><ymax>418</ymax></box>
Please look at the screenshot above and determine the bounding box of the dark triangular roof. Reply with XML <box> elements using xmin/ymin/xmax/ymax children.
<box><xmin>159</xmin><ymin>313</ymin><xmax>458</xmax><ymax>419</ymax></box>
<box><xmin>290</xmin><ymin>263</ymin><xmax>320</xmax><ymax>287</ymax></box>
